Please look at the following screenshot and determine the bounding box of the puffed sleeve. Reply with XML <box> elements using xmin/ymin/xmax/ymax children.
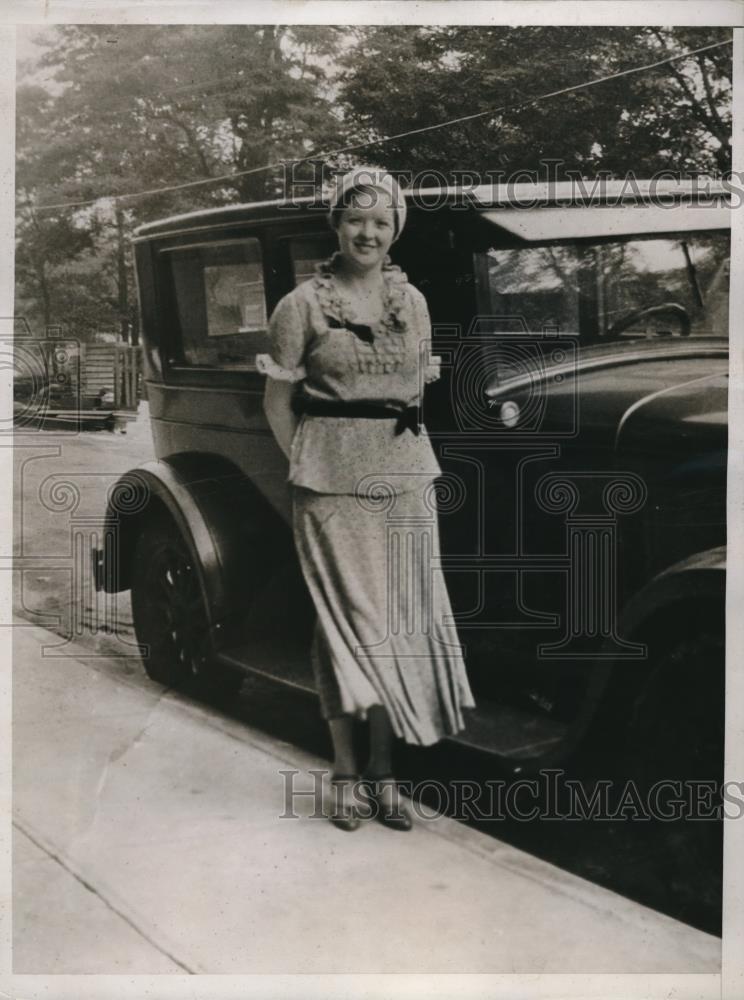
<box><xmin>408</xmin><ymin>285</ymin><xmax>441</xmax><ymax>384</ymax></box>
<box><xmin>255</xmin><ymin>291</ymin><xmax>307</xmax><ymax>383</ymax></box>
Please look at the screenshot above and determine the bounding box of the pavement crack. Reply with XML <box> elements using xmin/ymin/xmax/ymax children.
<box><xmin>12</xmin><ymin>819</ymin><xmax>197</xmax><ymax>974</ymax></box>
<box><xmin>109</xmin><ymin>716</ymin><xmax>154</xmax><ymax>763</ymax></box>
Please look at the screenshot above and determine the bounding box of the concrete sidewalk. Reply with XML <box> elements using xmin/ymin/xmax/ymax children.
<box><xmin>12</xmin><ymin>623</ymin><xmax>721</xmax><ymax>974</ymax></box>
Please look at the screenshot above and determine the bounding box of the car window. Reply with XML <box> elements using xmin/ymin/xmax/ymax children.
<box><xmin>166</xmin><ymin>238</ymin><xmax>267</xmax><ymax>369</ymax></box>
<box><xmin>474</xmin><ymin>245</ymin><xmax>581</xmax><ymax>334</ymax></box>
<box><xmin>599</xmin><ymin>235</ymin><xmax>729</xmax><ymax>339</ymax></box>
<box><xmin>289</xmin><ymin>237</ymin><xmax>336</xmax><ymax>285</ymax></box>
<box><xmin>474</xmin><ymin>231</ymin><xmax>729</xmax><ymax>343</ymax></box>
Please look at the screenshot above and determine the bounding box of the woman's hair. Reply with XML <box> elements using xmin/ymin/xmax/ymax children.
<box><xmin>327</xmin><ymin>167</ymin><xmax>407</xmax><ymax>240</ymax></box>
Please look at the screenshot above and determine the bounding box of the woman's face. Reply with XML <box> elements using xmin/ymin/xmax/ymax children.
<box><xmin>336</xmin><ymin>191</ymin><xmax>397</xmax><ymax>273</ymax></box>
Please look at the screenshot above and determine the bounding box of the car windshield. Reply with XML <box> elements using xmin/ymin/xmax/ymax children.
<box><xmin>473</xmin><ymin>232</ymin><xmax>729</xmax><ymax>342</ymax></box>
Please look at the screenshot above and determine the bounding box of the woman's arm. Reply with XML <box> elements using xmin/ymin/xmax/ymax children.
<box><xmin>262</xmin><ymin>378</ymin><xmax>298</xmax><ymax>459</ymax></box>
<box><xmin>258</xmin><ymin>290</ymin><xmax>308</xmax><ymax>459</ymax></box>
<box><xmin>408</xmin><ymin>285</ymin><xmax>441</xmax><ymax>388</ymax></box>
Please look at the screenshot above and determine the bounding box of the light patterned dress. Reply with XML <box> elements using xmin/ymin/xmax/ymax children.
<box><xmin>257</xmin><ymin>254</ymin><xmax>475</xmax><ymax>745</ymax></box>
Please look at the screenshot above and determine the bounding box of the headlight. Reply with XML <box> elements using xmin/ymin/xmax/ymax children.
<box><xmin>500</xmin><ymin>400</ymin><xmax>520</xmax><ymax>427</ymax></box>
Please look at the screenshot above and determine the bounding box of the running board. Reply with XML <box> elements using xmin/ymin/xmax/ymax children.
<box><xmin>215</xmin><ymin>643</ymin><xmax>567</xmax><ymax>761</ymax></box>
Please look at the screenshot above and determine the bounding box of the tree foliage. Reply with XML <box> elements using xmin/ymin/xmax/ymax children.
<box><xmin>15</xmin><ymin>24</ymin><xmax>731</xmax><ymax>340</ymax></box>
<box><xmin>337</xmin><ymin>26</ymin><xmax>731</xmax><ymax>179</ymax></box>
<box><xmin>16</xmin><ymin>24</ymin><xmax>343</xmax><ymax>338</ymax></box>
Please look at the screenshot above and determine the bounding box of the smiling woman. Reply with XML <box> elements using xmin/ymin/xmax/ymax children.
<box><xmin>259</xmin><ymin>167</ymin><xmax>475</xmax><ymax>832</ymax></box>
<box><xmin>94</xmin><ymin>174</ymin><xmax>730</xmax><ymax>933</ymax></box>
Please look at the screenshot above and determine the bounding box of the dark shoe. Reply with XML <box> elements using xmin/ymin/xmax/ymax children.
<box><xmin>363</xmin><ymin>772</ymin><xmax>413</xmax><ymax>831</ymax></box>
<box><xmin>329</xmin><ymin>772</ymin><xmax>362</xmax><ymax>832</ymax></box>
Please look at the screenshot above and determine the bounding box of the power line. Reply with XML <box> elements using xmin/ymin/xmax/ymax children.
<box><xmin>330</xmin><ymin>38</ymin><xmax>732</xmax><ymax>154</ymax></box>
<box><xmin>33</xmin><ymin>37</ymin><xmax>732</xmax><ymax>214</ymax></box>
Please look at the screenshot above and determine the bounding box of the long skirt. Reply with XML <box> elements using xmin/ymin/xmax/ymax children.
<box><xmin>291</xmin><ymin>484</ymin><xmax>476</xmax><ymax>746</ymax></box>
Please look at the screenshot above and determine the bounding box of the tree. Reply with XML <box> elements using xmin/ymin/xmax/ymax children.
<box><xmin>15</xmin><ymin>25</ymin><xmax>732</xmax><ymax>341</ymax></box>
<box><xmin>14</xmin><ymin>207</ymin><xmax>96</xmax><ymax>331</ymax></box>
<box><xmin>336</xmin><ymin>26</ymin><xmax>732</xmax><ymax>180</ymax></box>
<box><xmin>16</xmin><ymin>24</ymin><xmax>343</xmax><ymax>337</ymax></box>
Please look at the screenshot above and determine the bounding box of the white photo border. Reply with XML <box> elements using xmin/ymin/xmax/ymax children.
<box><xmin>2</xmin><ymin>4</ymin><xmax>742</xmax><ymax>999</ymax></box>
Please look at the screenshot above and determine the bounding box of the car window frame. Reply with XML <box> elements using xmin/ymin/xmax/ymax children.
<box><xmin>471</xmin><ymin>226</ymin><xmax>731</xmax><ymax>347</ymax></box>
<box><xmin>156</xmin><ymin>230</ymin><xmax>271</xmax><ymax>388</ymax></box>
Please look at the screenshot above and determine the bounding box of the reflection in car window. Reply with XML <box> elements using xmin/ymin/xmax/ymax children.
<box><xmin>289</xmin><ymin>237</ymin><xmax>336</xmax><ymax>285</ymax></box>
<box><xmin>474</xmin><ymin>232</ymin><xmax>729</xmax><ymax>342</ymax></box>
<box><xmin>167</xmin><ymin>239</ymin><xmax>267</xmax><ymax>369</ymax></box>
<box><xmin>600</xmin><ymin>235</ymin><xmax>729</xmax><ymax>339</ymax></box>
<box><xmin>204</xmin><ymin>265</ymin><xmax>264</xmax><ymax>336</ymax></box>
<box><xmin>474</xmin><ymin>246</ymin><xmax>581</xmax><ymax>334</ymax></box>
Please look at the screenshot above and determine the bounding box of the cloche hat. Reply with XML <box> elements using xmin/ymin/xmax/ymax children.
<box><xmin>327</xmin><ymin>166</ymin><xmax>407</xmax><ymax>240</ymax></box>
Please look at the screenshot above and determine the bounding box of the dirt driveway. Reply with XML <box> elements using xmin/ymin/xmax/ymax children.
<box><xmin>13</xmin><ymin>404</ymin><xmax>156</xmax><ymax>656</ymax></box>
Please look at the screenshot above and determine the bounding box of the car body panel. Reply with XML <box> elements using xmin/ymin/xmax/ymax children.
<box><xmin>100</xmin><ymin>181</ymin><xmax>729</xmax><ymax>765</ymax></box>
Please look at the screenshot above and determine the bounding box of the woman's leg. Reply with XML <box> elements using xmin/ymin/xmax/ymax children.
<box><xmin>366</xmin><ymin>705</ymin><xmax>410</xmax><ymax>821</ymax></box>
<box><xmin>328</xmin><ymin>716</ymin><xmax>358</xmax><ymax>775</ymax></box>
<box><xmin>327</xmin><ymin>716</ymin><xmax>362</xmax><ymax>827</ymax></box>
<box><xmin>366</xmin><ymin>704</ymin><xmax>395</xmax><ymax>776</ymax></box>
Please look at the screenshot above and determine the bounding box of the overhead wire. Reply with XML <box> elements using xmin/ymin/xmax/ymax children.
<box><xmin>33</xmin><ymin>37</ymin><xmax>733</xmax><ymax>214</ymax></box>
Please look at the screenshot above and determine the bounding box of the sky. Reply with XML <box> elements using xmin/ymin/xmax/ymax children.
<box><xmin>16</xmin><ymin>25</ymin><xmax>48</xmax><ymax>68</ymax></box>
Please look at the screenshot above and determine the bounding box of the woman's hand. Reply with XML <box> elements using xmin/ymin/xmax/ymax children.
<box><xmin>424</xmin><ymin>355</ymin><xmax>442</xmax><ymax>384</ymax></box>
<box><xmin>262</xmin><ymin>378</ymin><xmax>299</xmax><ymax>459</ymax></box>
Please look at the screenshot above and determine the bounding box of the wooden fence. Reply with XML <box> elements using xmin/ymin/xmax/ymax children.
<box><xmin>82</xmin><ymin>343</ymin><xmax>140</xmax><ymax>410</ymax></box>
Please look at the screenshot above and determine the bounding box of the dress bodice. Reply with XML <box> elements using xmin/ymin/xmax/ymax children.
<box><xmin>257</xmin><ymin>256</ymin><xmax>442</xmax><ymax>495</ymax></box>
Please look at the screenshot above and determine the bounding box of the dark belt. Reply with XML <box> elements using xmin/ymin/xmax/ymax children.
<box><xmin>292</xmin><ymin>394</ymin><xmax>422</xmax><ymax>436</ymax></box>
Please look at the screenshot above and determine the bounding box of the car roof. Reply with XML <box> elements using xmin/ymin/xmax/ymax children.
<box><xmin>133</xmin><ymin>178</ymin><xmax>731</xmax><ymax>241</ymax></box>
<box><xmin>484</xmin><ymin>203</ymin><xmax>730</xmax><ymax>241</ymax></box>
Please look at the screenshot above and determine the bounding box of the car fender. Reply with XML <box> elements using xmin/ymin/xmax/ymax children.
<box><xmin>537</xmin><ymin>546</ymin><xmax>727</xmax><ymax>772</ymax></box>
<box><xmin>618</xmin><ymin>545</ymin><xmax>726</xmax><ymax>641</ymax></box>
<box><xmin>596</xmin><ymin>544</ymin><xmax>726</xmax><ymax>710</ymax></box>
<box><xmin>94</xmin><ymin>453</ymin><xmax>292</xmax><ymax>631</ymax></box>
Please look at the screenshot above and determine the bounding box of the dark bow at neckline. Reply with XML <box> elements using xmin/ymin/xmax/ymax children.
<box><xmin>326</xmin><ymin>316</ymin><xmax>375</xmax><ymax>343</ymax></box>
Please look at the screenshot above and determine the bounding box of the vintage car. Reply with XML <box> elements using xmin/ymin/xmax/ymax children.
<box><xmin>94</xmin><ymin>179</ymin><xmax>729</xmax><ymax>791</ymax></box>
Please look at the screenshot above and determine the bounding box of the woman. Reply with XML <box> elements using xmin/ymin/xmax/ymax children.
<box><xmin>258</xmin><ymin>166</ymin><xmax>475</xmax><ymax>832</ymax></box>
